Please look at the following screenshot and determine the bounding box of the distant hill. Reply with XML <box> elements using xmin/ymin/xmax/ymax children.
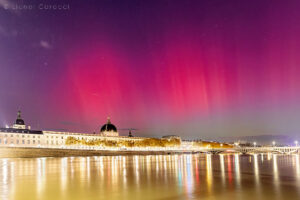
<box><xmin>218</xmin><ymin>135</ymin><xmax>299</xmax><ymax>146</ymax></box>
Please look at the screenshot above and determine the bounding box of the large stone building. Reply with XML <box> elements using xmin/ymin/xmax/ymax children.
<box><xmin>0</xmin><ymin>111</ymin><xmax>143</xmax><ymax>149</ymax></box>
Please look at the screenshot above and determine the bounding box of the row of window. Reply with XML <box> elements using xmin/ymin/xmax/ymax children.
<box><xmin>46</xmin><ymin>135</ymin><xmax>64</xmax><ymax>139</ymax></box>
<box><xmin>0</xmin><ymin>139</ymin><xmax>41</xmax><ymax>145</ymax></box>
<box><xmin>0</xmin><ymin>134</ymin><xmax>40</xmax><ymax>138</ymax></box>
<box><xmin>0</xmin><ymin>134</ymin><xmax>67</xmax><ymax>140</ymax></box>
<box><xmin>0</xmin><ymin>139</ymin><xmax>66</xmax><ymax>146</ymax></box>
<box><xmin>46</xmin><ymin>141</ymin><xmax>62</xmax><ymax>145</ymax></box>
<box><xmin>1</xmin><ymin>134</ymin><xmax>98</xmax><ymax>141</ymax></box>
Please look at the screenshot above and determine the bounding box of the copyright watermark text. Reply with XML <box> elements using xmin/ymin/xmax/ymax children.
<box><xmin>3</xmin><ymin>3</ymin><xmax>70</xmax><ymax>11</ymax></box>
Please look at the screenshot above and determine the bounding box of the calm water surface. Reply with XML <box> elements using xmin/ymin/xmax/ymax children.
<box><xmin>0</xmin><ymin>154</ymin><xmax>300</xmax><ymax>200</ymax></box>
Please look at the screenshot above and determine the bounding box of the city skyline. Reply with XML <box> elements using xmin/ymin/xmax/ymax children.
<box><xmin>1</xmin><ymin>0</ymin><xmax>300</xmax><ymax>139</ymax></box>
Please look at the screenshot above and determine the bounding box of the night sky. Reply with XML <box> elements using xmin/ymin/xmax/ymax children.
<box><xmin>1</xmin><ymin>0</ymin><xmax>300</xmax><ymax>139</ymax></box>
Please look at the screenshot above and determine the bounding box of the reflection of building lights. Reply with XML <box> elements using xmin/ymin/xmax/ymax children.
<box><xmin>273</xmin><ymin>154</ymin><xmax>280</xmax><ymax>196</ymax></box>
<box><xmin>254</xmin><ymin>154</ymin><xmax>259</xmax><ymax>183</ymax></box>
<box><xmin>220</xmin><ymin>155</ymin><xmax>225</xmax><ymax>186</ymax></box>
<box><xmin>235</xmin><ymin>154</ymin><xmax>241</xmax><ymax>187</ymax></box>
<box><xmin>267</xmin><ymin>153</ymin><xmax>272</xmax><ymax>160</ymax></box>
<box><xmin>60</xmin><ymin>158</ymin><xmax>68</xmax><ymax>192</ymax></box>
<box><xmin>2</xmin><ymin>159</ymin><xmax>8</xmax><ymax>184</ymax></box>
<box><xmin>1</xmin><ymin>159</ymin><xmax>9</xmax><ymax>200</ymax></box>
<box><xmin>206</xmin><ymin>154</ymin><xmax>212</xmax><ymax>194</ymax></box>
<box><xmin>253</xmin><ymin>154</ymin><xmax>261</xmax><ymax>197</ymax></box>
<box><xmin>295</xmin><ymin>155</ymin><xmax>300</xmax><ymax>178</ymax></box>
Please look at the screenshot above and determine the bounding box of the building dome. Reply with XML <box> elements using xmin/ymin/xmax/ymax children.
<box><xmin>15</xmin><ymin>111</ymin><xmax>25</xmax><ymax>125</ymax></box>
<box><xmin>15</xmin><ymin>118</ymin><xmax>25</xmax><ymax>125</ymax></box>
<box><xmin>100</xmin><ymin>117</ymin><xmax>117</xmax><ymax>132</ymax></box>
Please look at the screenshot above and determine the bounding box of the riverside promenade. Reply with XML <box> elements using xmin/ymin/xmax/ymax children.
<box><xmin>0</xmin><ymin>146</ymin><xmax>299</xmax><ymax>158</ymax></box>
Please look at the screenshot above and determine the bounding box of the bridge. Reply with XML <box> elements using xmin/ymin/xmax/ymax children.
<box><xmin>196</xmin><ymin>146</ymin><xmax>300</xmax><ymax>154</ymax></box>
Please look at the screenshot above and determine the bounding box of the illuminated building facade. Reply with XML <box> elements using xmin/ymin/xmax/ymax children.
<box><xmin>0</xmin><ymin>111</ymin><xmax>142</xmax><ymax>149</ymax></box>
<box><xmin>0</xmin><ymin>111</ymin><xmax>231</xmax><ymax>152</ymax></box>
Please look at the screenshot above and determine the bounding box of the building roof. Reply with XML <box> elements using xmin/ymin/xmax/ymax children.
<box><xmin>100</xmin><ymin>117</ymin><xmax>117</xmax><ymax>132</ymax></box>
<box><xmin>15</xmin><ymin>111</ymin><xmax>25</xmax><ymax>125</ymax></box>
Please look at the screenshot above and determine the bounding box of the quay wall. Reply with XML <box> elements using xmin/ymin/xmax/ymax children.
<box><xmin>0</xmin><ymin>147</ymin><xmax>189</xmax><ymax>158</ymax></box>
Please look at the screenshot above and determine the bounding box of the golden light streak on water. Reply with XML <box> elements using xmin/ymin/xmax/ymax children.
<box><xmin>234</xmin><ymin>154</ymin><xmax>241</xmax><ymax>188</ymax></box>
<box><xmin>220</xmin><ymin>154</ymin><xmax>226</xmax><ymax>187</ymax></box>
<box><xmin>273</xmin><ymin>154</ymin><xmax>281</xmax><ymax>199</ymax></box>
<box><xmin>253</xmin><ymin>154</ymin><xmax>261</xmax><ymax>198</ymax></box>
<box><xmin>296</xmin><ymin>155</ymin><xmax>300</xmax><ymax>177</ymax></box>
<box><xmin>206</xmin><ymin>154</ymin><xmax>212</xmax><ymax>195</ymax></box>
<box><xmin>253</xmin><ymin>154</ymin><xmax>260</xmax><ymax>185</ymax></box>
<box><xmin>268</xmin><ymin>153</ymin><xmax>272</xmax><ymax>160</ymax></box>
<box><xmin>1</xmin><ymin>159</ymin><xmax>9</xmax><ymax>200</ymax></box>
<box><xmin>134</xmin><ymin>155</ymin><xmax>140</xmax><ymax>185</ymax></box>
<box><xmin>60</xmin><ymin>157</ymin><xmax>68</xmax><ymax>198</ymax></box>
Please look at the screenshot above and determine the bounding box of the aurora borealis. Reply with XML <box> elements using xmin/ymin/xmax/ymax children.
<box><xmin>1</xmin><ymin>0</ymin><xmax>300</xmax><ymax>139</ymax></box>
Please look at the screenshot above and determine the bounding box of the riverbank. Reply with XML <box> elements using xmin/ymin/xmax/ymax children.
<box><xmin>0</xmin><ymin>147</ymin><xmax>188</xmax><ymax>158</ymax></box>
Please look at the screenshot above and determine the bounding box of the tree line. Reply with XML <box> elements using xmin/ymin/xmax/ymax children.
<box><xmin>65</xmin><ymin>136</ymin><xmax>181</xmax><ymax>148</ymax></box>
<box><xmin>193</xmin><ymin>141</ymin><xmax>233</xmax><ymax>148</ymax></box>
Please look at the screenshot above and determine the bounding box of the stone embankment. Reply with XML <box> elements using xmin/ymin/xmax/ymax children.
<box><xmin>0</xmin><ymin>147</ymin><xmax>187</xmax><ymax>158</ymax></box>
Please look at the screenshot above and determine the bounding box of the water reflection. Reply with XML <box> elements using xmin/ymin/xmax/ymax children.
<box><xmin>253</xmin><ymin>154</ymin><xmax>260</xmax><ymax>185</ymax></box>
<box><xmin>234</xmin><ymin>154</ymin><xmax>241</xmax><ymax>187</ymax></box>
<box><xmin>273</xmin><ymin>154</ymin><xmax>281</xmax><ymax>199</ymax></box>
<box><xmin>219</xmin><ymin>154</ymin><xmax>226</xmax><ymax>186</ymax></box>
<box><xmin>0</xmin><ymin>154</ymin><xmax>299</xmax><ymax>200</ymax></box>
<box><xmin>0</xmin><ymin>159</ymin><xmax>9</xmax><ymax>200</ymax></box>
<box><xmin>296</xmin><ymin>155</ymin><xmax>300</xmax><ymax>178</ymax></box>
<box><xmin>206</xmin><ymin>154</ymin><xmax>212</xmax><ymax>194</ymax></box>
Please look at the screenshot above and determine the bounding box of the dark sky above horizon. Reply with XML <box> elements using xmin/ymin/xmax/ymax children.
<box><xmin>1</xmin><ymin>0</ymin><xmax>300</xmax><ymax>139</ymax></box>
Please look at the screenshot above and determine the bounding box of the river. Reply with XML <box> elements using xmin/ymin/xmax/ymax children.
<box><xmin>0</xmin><ymin>154</ymin><xmax>299</xmax><ymax>200</ymax></box>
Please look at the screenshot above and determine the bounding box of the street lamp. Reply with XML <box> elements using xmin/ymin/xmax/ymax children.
<box><xmin>295</xmin><ymin>140</ymin><xmax>298</xmax><ymax>147</ymax></box>
<box><xmin>272</xmin><ymin>141</ymin><xmax>276</xmax><ymax>146</ymax></box>
<box><xmin>253</xmin><ymin>142</ymin><xmax>257</xmax><ymax>147</ymax></box>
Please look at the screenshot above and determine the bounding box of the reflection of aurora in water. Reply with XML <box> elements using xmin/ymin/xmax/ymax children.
<box><xmin>0</xmin><ymin>154</ymin><xmax>300</xmax><ymax>200</ymax></box>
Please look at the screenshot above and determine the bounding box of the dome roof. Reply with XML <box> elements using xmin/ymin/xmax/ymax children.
<box><xmin>100</xmin><ymin>117</ymin><xmax>117</xmax><ymax>132</ymax></box>
<box><xmin>15</xmin><ymin>111</ymin><xmax>25</xmax><ymax>125</ymax></box>
<box><xmin>15</xmin><ymin>118</ymin><xmax>25</xmax><ymax>125</ymax></box>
